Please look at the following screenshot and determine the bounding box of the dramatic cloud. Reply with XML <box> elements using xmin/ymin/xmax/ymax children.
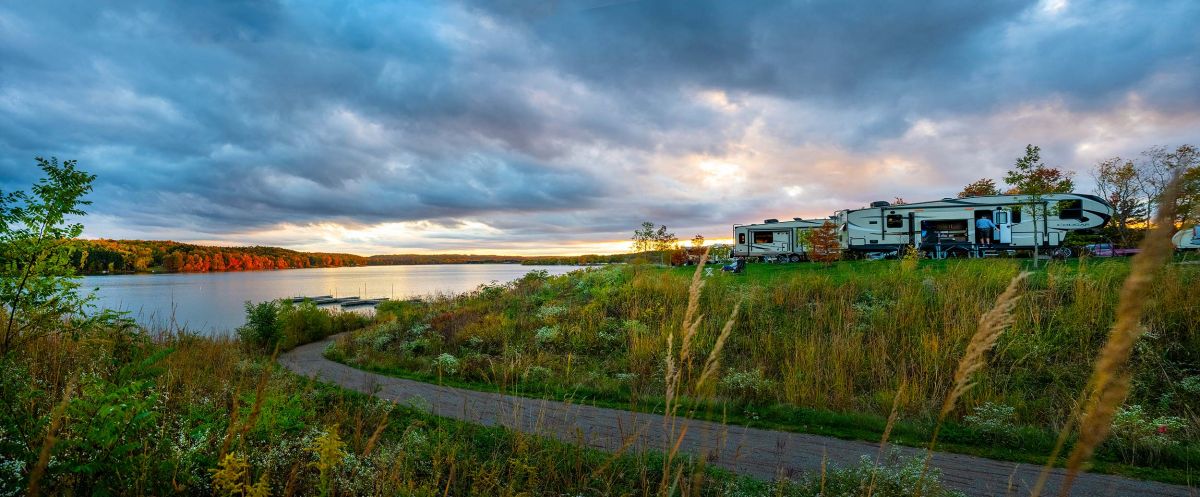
<box><xmin>1</xmin><ymin>0</ymin><xmax>1197</xmax><ymax>253</ymax></box>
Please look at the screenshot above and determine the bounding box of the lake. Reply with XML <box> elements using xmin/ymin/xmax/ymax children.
<box><xmin>80</xmin><ymin>264</ymin><xmax>582</xmax><ymax>334</ymax></box>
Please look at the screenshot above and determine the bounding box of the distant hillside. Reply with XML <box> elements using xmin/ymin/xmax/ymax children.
<box><xmin>71</xmin><ymin>239</ymin><xmax>367</xmax><ymax>274</ymax></box>
<box><xmin>70</xmin><ymin>239</ymin><xmax>636</xmax><ymax>275</ymax></box>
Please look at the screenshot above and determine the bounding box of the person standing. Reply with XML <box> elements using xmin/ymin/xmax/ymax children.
<box><xmin>976</xmin><ymin>215</ymin><xmax>997</xmax><ymax>245</ymax></box>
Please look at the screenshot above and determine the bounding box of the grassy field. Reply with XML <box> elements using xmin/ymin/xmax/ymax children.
<box><xmin>0</xmin><ymin>301</ymin><xmax>970</xmax><ymax>496</ymax></box>
<box><xmin>325</xmin><ymin>257</ymin><xmax>1200</xmax><ymax>484</ymax></box>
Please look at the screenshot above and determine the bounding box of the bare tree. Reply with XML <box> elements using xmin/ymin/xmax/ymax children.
<box><xmin>1139</xmin><ymin>144</ymin><xmax>1199</xmax><ymax>227</ymax></box>
<box><xmin>1092</xmin><ymin>157</ymin><xmax>1147</xmax><ymax>247</ymax></box>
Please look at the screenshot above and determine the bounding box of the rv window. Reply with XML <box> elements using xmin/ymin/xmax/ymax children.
<box><xmin>886</xmin><ymin>214</ymin><xmax>903</xmax><ymax>228</ymax></box>
<box><xmin>738</xmin><ymin>233</ymin><xmax>746</xmax><ymax>244</ymax></box>
<box><xmin>753</xmin><ymin>232</ymin><xmax>774</xmax><ymax>244</ymax></box>
<box><xmin>1011</xmin><ymin>209</ymin><xmax>1022</xmax><ymax>223</ymax></box>
<box><xmin>1057</xmin><ymin>199</ymin><xmax>1083</xmax><ymax>219</ymax></box>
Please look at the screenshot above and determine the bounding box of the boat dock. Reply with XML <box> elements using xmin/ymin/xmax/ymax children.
<box><xmin>288</xmin><ymin>295</ymin><xmax>389</xmax><ymax>308</ymax></box>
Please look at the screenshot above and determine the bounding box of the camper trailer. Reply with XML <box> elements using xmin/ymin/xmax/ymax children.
<box><xmin>1174</xmin><ymin>227</ymin><xmax>1200</xmax><ymax>251</ymax></box>
<box><xmin>834</xmin><ymin>194</ymin><xmax>1113</xmax><ymax>257</ymax></box>
<box><xmin>732</xmin><ymin>218</ymin><xmax>829</xmax><ymax>262</ymax></box>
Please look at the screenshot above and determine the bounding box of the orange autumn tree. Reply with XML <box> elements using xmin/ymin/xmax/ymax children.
<box><xmin>808</xmin><ymin>220</ymin><xmax>842</xmax><ymax>265</ymax></box>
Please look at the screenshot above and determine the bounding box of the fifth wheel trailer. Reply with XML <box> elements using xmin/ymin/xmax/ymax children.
<box><xmin>835</xmin><ymin>194</ymin><xmax>1114</xmax><ymax>257</ymax></box>
<box><xmin>731</xmin><ymin>218</ymin><xmax>829</xmax><ymax>262</ymax></box>
<box><xmin>1174</xmin><ymin>227</ymin><xmax>1200</xmax><ymax>251</ymax></box>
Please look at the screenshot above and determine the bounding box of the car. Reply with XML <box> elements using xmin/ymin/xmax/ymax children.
<box><xmin>1083</xmin><ymin>243</ymin><xmax>1141</xmax><ymax>257</ymax></box>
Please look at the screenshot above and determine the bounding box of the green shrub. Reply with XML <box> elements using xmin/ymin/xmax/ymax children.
<box><xmin>432</xmin><ymin>353</ymin><xmax>460</xmax><ymax>375</ymax></box>
<box><xmin>237</xmin><ymin>300</ymin><xmax>282</xmax><ymax>351</ymax></box>
<box><xmin>963</xmin><ymin>402</ymin><xmax>1017</xmax><ymax>442</ymax></box>
<box><xmin>720</xmin><ymin>369</ymin><xmax>775</xmax><ymax>403</ymax></box>
<box><xmin>1108</xmin><ymin>404</ymin><xmax>1188</xmax><ymax>464</ymax></box>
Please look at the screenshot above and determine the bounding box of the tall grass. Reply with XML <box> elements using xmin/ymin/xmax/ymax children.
<box><xmin>329</xmin><ymin>255</ymin><xmax>1199</xmax><ymax>482</ymax></box>
<box><xmin>1033</xmin><ymin>175</ymin><xmax>1187</xmax><ymax>496</ymax></box>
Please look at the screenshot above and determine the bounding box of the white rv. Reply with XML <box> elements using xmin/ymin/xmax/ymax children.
<box><xmin>834</xmin><ymin>194</ymin><xmax>1113</xmax><ymax>257</ymax></box>
<box><xmin>732</xmin><ymin>218</ymin><xmax>830</xmax><ymax>262</ymax></box>
<box><xmin>1173</xmin><ymin>227</ymin><xmax>1200</xmax><ymax>251</ymax></box>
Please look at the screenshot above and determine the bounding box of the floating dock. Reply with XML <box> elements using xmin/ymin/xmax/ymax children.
<box><xmin>291</xmin><ymin>295</ymin><xmax>332</xmax><ymax>303</ymax></box>
<box><xmin>288</xmin><ymin>296</ymin><xmax>387</xmax><ymax>308</ymax></box>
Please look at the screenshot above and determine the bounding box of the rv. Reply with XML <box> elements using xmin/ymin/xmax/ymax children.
<box><xmin>732</xmin><ymin>218</ymin><xmax>830</xmax><ymax>262</ymax></box>
<box><xmin>834</xmin><ymin>194</ymin><xmax>1113</xmax><ymax>257</ymax></box>
<box><xmin>1174</xmin><ymin>227</ymin><xmax>1200</xmax><ymax>251</ymax></box>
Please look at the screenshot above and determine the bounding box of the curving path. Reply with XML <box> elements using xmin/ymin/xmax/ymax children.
<box><xmin>281</xmin><ymin>335</ymin><xmax>1196</xmax><ymax>497</ymax></box>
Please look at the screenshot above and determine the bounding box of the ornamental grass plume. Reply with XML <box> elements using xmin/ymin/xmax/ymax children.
<box><xmin>658</xmin><ymin>246</ymin><xmax>743</xmax><ymax>494</ymax></box>
<box><xmin>1033</xmin><ymin>173</ymin><xmax>1185</xmax><ymax>497</ymax></box>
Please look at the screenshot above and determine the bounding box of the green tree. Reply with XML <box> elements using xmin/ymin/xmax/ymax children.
<box><xmin>653</xmin><ymin>224</ymin><xmax>677</xmax><ymax>251</ymax></box>
<box><xmin>631</xmin><ymin>221</ymin><xmax>655</xmax><ymax>253</ymax></box>
<box><xmin>1004</xmin><ymin>145</ymin><xmax>1074</xmax><ymax>265</ymax></box>
<box><xmin>0</xmin><ymin>157</ymin><xmax>95</xmax><ymax>355</ymax></box>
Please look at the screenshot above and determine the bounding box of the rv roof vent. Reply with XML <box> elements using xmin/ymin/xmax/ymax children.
<box><xmin>793</xmin><ymin>217</ymin><xmax>805</xmax><ymax>221</ymax></box>
<box><xmin>763</xmin><ymin>218</ymin><xmax>779</xmax><ymax>224</ymax></box>
<box><xmin>870</xmin><ymin>201</ymin><xmax>890</xmax><ymax>208</ymax></box>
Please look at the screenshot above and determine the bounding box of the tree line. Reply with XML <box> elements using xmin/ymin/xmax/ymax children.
<box><xmin>69</xmin><ymin>240</ymin><xmax>645</xmax><ymax>274</ymax></box>
<box><xmin>70</xmin><ymin>239</ymin><xmax>368</xmax><ymax>274</ymax></box>
<box><xmin>368</xmin><ymin>253</ymin><xmax>632</xmax><ymax>266</ymax></box>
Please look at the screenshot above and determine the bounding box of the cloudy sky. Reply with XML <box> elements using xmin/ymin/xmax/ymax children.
<box><xmin>2</xmin><ymin>0</ymin><xmax>1197</xmax><ymax>255</ymax></box>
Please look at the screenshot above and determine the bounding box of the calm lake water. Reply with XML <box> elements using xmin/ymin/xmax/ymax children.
<box><xmin>80</xmin><ymin>264</ymin><xmax>581</xmax><ymax>334</ymax></box>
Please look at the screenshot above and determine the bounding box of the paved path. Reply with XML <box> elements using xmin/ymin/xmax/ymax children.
<box><xmin>281</xmin><ymin>335</ymin><xmax>1196</xmax><ymax>497</ymax></box>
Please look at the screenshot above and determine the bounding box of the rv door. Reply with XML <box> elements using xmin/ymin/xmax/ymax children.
<box><xmin>994</xmin><ymin>210</ymin><xmax>1012</xmax><ymax>244</ymax></box>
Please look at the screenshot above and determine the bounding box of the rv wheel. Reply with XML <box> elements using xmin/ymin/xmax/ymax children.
<box><xmin>789</xmin><ymin>254</ymin><xmax>801</xmax><ymax>263</ymax></box>
<box><xmin>1052</xmin><ymin>247</ymin><xmax>1073</xmax><ymax>259</ymax></box>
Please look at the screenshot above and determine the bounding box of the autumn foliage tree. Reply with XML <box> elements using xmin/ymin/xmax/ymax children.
<box><xmin>807</xmin><ymin>221</ymin><xmax>842</xmax><ymax>265</ymax></box>
<box><xmin>958</xmin><ymin>178</ymin><xmax>1001</xmax><ymax>198</ymax></box>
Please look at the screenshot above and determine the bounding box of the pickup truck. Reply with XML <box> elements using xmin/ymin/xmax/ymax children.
<box><xmin>1083</xmin><ymin>243</ymin><xmax>1141</xmax><ymax>257</ymax></box>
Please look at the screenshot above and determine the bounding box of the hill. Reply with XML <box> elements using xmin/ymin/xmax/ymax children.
<box><xmin>71</xmin><ymin>239</ymin><xmax>638</xmax><ymax>274</ymax></box>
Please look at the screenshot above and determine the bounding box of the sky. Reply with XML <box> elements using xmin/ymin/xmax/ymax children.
<box><xmin>1</xmin><ymin>0</ymin><xmax>1198</xmax><ymax>255</ymax></box>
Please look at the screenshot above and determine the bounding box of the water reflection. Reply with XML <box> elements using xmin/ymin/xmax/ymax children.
<box><xmin>80</xmin><ymin>264</ymin><xmax>580</xmax><ymax>334</ymax></box>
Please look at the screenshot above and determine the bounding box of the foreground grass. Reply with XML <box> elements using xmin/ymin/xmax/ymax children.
<box><xmin>0</xmin><ymin>315</ymin><xmax>968</xmax><ymax>496</ymax></box>
<box><xmin>326</xmin><ymin>258</ymin><xmax>1200</xmax><ymax>485</ymax></box>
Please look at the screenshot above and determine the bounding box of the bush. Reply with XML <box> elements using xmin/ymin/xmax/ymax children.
<box><xmin>963</xmin><ymin>402</ymin><xmax>1017</xmax><ymax>442</ymax></box>
<box><xmin>237</xmin><ymin>300</ymin><xmax>282</xmax><ymax>351</ymax></box>
<box><xmin>432</xmin><ymin>353</ymin><xmax>460</xmax><ymax>375</ymax></box>
<box><xmin>239</xmin><ymin>300</ymin><xmax>370</xmax><ymax>352</ymax></box>
<box><xmin>1109</xmin><ymin>404</ymin><xmax>1188</xmax><ymax>464</ymax></box>
<box><xmin>720</xmin><ymin>369</ymin><xmax>775</xmax><ymax>403</ymax></box>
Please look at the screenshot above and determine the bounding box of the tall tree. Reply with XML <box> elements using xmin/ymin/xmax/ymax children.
<box><xmin>631</xmin><ymin>221</ymin><xmax>656</xmax><ymax>253</ymax></box>
<box><xmin>690</xmin><ymin>234</ymin><xmax>705</xmax><ymax>248</ymax></box>
<box><xmin>653</xmin><ymin>225</ymin><xmax>677</xmax><ymax>251</ymax></box>
<box><xmin>0</xmin><ymin>157</ymin><xmax>95</xmax><ymax>355</ymax></box>
<box><xmin>1004</xmin><ymin>145</ymin><xmax>1075</xmax><ymax>195</ymax></box>
<box><xmin>1004</xmin><ymin>145</ymin><xmax>1074</xmax><ymax>265</ymax></box>
<box><xmin>958</xmin><ymin>178</ymin><xmax>1001</xmax><ymax>198</ymax></box>
<box><xmin>1092</xmin><ymin>157</ymin><xmax>1147</xmax><ymax>246</ymax></box>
